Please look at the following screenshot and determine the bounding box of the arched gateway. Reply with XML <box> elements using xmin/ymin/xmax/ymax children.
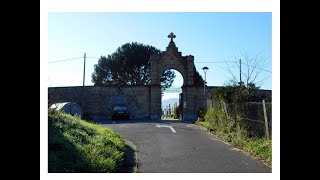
<box><xmin>150</xmin><ymin>33</ymin><xmax>201</xmax><ymax>121</ymax></box>
<box><xmin>48</xmin><ymin>33</ymin><xmax>207</xmax><ymax>121</ymax></box>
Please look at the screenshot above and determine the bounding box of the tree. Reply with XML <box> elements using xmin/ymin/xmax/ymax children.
<box><xmin>224</xmin><ymin>50</ymin><xmax>271</xmax><ymax>88</ymax></box>
<box><xmin>173</xmin><ymin>105</ymin><xmax>181</xmax><ymax>119</ymax></box>
<box><xmin>160</xmin><ymin>69</ymin><xmax>176</xmax><ymax>91</ymax></box>
<box><xmin>211</xmin><ymin>82</ymin><xmax>268</xmax><ymax>104</ymax></box>
<box><xmin>92</xmin><ymin>42</ymin><xmax>175</xmax><ymax>88</ymax></box>
<box><xmin>210</xmin><ymin>50</ymin><xmax>271</xmax><ymax>103</ymax></box>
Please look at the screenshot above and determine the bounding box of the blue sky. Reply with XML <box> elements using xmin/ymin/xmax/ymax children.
<box><xmin>43</xmin><ymin>1</ymin><xmax>279</xmax><ymax>180</ymax></box>
<box><xmin>48</xmin><ymin>12</ymin><xmax>272</xmax><ymax>91</ymax></box>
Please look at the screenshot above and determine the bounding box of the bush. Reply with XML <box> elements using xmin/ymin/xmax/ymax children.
<box><xmin>197</xmin><ymin>108</ymin><xmax>206</xmax><ymax>118</ymax></box>
<box><xmin>173</xmin><ymin>105</ymin><xmax>181</xmax><ymax>119</ymax></box>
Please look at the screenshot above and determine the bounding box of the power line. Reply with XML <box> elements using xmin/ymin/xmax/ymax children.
<box><xmin>197</xmin><ymin>60</ymin><xmax>271</xmax><ymax>73</ymax></box>
<box><xmin>48</xmin><ymin>56</ymin><xmax>83</xmax><ymax>63</ymax></box>
<box><xmin>48</xmin><ymin>56</ymin><xmax>99</xmax><ymax>64</ymax></box>
<box><xmin>49</xmin><ymin>56</ymin><xmax>271</xmax><ymax>73</ymax></box>
<box><xmin>243</xmin><ymin>64</ymin><xmax>272</xmax><ymax>73</ymax></box>
<box><xmin>233</xmin><ymin>61</ymin><xmax>272</xmax><ymax>73</ymax></box>
<box><xmin>195</xmin><ymin>61</ymin><xmax>237</xmax><ymax>63</ymax></box>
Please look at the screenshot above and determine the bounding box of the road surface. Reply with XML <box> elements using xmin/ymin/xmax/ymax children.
<box><xmin>99</xmin><ymin>120</ymin><xmax>271</xmax><ymax>173</ymax></box>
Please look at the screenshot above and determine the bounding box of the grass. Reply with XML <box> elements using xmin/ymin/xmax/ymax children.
<box><xmin>48</xmin><ymin>109</ymin><xmax>126</xmax><ymax>172</ymax></box>
<box><xmin>197</xmin><ymin>121</ymin><xmax>210</xmax><ymax>129</ymax></box>
<box><xmin>243</xmin><ymin>138</ymin><xmax>272</xmax><ymax>162</ymax></box>
<box><xmin>196</xmin><ymin>107</ymin><xmax>272</xmax><ymax>166</ymax></box>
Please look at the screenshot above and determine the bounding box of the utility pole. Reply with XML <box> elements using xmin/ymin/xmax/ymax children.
<box><xmin>83</xmin><ymin>53</ymin><xmax>86</xmax><ymax>87</ymax></box>
<box><xmin>82</xmin><ymin>53</ymin><xmax>86</xmax><ymax>118</ymax></box>
<box><xmin>239</xmin><ymin>59</ymin><xmax>242</xmax><ymax>86</ymax></box>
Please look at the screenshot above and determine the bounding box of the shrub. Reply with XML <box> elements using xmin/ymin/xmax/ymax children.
<box><xmin>173</xmin><ymin>105</ymin><xmax>181</xmax><ymax>119</ymax></box>
<box><xmin>200</xmin><ymin>103</ymin><xmax>271</xmax><ymax>165</ymax></box>
<box><xmin>197</xmin><ymin>108</ymin><xmax>206</xmax><ymax>118</ymax></box>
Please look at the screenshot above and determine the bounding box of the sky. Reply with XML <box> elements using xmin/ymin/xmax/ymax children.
<box><xmin>42</xmin><ymin>1</ymin><xmax>279</xmax><ymax>180</ymax></box>
<box><xmin>48</xmin><ymin>12</ymin><xmax>272</xmax><ymax>91</ymax></box>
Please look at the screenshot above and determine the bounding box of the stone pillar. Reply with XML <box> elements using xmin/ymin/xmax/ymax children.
<box><xmin>183</xmin><ymin>85</ymin><xmax>197</xmax><ymax>121</ymax></box>
<box><xmin>150</xmin><ymin>54</ymin><xmax>160</xmax><ymax>85</ymax></box>
<box><xmin>150</xmin><ymin>84</ymin><xmax>161</xmax><ymax>121</ymax></box>
<box><xmin>186</xmin><ymin>55</ymin><xmax>195</xmax><ymax>86</ymax></box>
<box><xmin>150</xmin><ymin>54</ymin><xmax>161</xmax><ymax>121</ymax></box>
<box><xmin>181</xmin><ymin>85</ymin><xmax>187</xmax><ymax>120</ymax></box>
<box><xmin>183</xmin><ymin>55</ymin><xmax>197</xmax><ymax>121</ymax></box>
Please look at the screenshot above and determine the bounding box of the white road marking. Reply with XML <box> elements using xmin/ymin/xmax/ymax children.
<box><xmin>156</xmin><ymin>124</ymin><xmax>176</xmax><ymax>133</ymax></box>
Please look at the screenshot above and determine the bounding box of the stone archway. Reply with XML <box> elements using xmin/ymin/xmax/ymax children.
<box><xmin>150</xmin><ymin>33</ymin><xmax>199</xmax><ymax>121</ymax></box>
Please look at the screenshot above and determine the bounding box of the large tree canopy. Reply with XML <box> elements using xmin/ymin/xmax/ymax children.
<box><xmin>92</xmin><ymin>42</ymin><xmax>175</xmax><ymax>89</ymax></box>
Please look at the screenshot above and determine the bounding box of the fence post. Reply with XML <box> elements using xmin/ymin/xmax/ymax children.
<box><xmin>222</xmin><ymin>100</ymin><xmax>229</xmax><ymax>119</ymax></box>
<box><xmin>262</xmin><ymin>100</ymin><xmax>270</xmax><ymax>139</ymax></box>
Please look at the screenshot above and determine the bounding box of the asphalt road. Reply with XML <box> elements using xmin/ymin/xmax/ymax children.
<box><xmin>100</xmin><ymin>120</ymin><xmax>271</xmax><ymax>173</ymax></box>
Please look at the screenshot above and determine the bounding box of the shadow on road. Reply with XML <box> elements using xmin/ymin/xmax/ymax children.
<box><xmin>117</xmin><ymin>139</ymin><xmax>138</xmax><ymax>173</ymax></box>
<box><xmin>94</xmin><ymin>119</ymin><xmax>195</xmax><ymax>125</ymax></box>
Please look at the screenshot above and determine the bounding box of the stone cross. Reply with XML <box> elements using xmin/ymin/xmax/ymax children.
<box><xmin>168</xmin><ymin>32</ymin><xmax>176</xmax><ymax>42</ymax></box>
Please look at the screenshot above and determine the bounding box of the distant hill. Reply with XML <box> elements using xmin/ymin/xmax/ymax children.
<box><xmin>162</xmin><ymin>98</ymin><xmax>179</xmax><ymax>110</ymax></box>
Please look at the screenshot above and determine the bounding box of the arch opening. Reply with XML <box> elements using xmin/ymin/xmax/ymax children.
<box><xmin>161</xmin><ymin>69</ymin><xmax>184</xmax><ymax>120</ymax></box>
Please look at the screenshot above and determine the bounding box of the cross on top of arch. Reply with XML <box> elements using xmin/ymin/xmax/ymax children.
<box><xmin>168</xmin><ymin>32</ymin><xmax>176</xmax><ymax>42</ymax></box>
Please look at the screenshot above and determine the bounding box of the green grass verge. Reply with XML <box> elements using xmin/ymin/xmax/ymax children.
<box><xmin>48</xmin><ymin>109</ymin><xmax>125</xmax><ymax>172</ymax></box>
<box><xmin>243</xmin><ymin>138</ymin><xmax>272</xmax><ymax>162</ymax></box>
<box><xmin>197</xmin><ymin>121</ymin><xmax>210</xmax><ymax>129</ymax></box>
<box><xmin>196</xmin><ymin>120</ymin><xmax>272</xmax><ymax>166</ymax></box>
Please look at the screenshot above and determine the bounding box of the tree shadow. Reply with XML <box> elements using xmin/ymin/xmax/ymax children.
<box><xmin>95</xmin><ymin>119</ymin><xmax>195</xmax><ymax>125</ymax></box>
<box><xmin>117</xmin><ymin>140</ymin><xmax>138</xmax><ymax>173</ymax></box>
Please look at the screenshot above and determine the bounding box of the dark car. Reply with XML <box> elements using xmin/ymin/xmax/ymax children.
<box><xmin>112</xmin><ymin>106</ymin><xmax>130</xmax><ymax>120</ymax></box>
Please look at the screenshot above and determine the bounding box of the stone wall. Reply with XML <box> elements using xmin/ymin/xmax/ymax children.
<box><xmin>48</xmin><ymin>85</ymin><xmax>271</xmax><ymax>121</ymax></box>
<box><xmin>48</xmin><ymin>85</ymin><xmax>151</xmax><ymax>120</ymax></box>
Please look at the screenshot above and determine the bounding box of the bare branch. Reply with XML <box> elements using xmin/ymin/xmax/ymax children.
<box><xmin>224</xmin><ymin>49</ymin><xmax>270</xmax><ymax>88</ymax></box>
<box><xmin>224</xmin><ymin>58</ymin><xmax>238</xmax><ymax>83</ymax></box>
